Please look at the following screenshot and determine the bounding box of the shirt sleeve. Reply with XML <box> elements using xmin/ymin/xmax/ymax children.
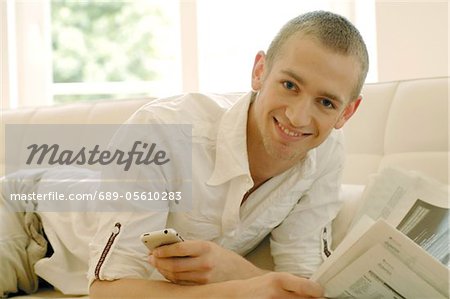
<box><xmin>269</xmin><ymin>130</ymin><xmax>346</xmax><ymax>278</ymax></box>
<box><xmin>87</xmin><ymin>211</ymin><xmax>168</xmax><ymax>286</ymax></box>
<box><xmin>87</xmin><ymin>106</ymin><xmax>190</xmax><ymax>286</ymax></box>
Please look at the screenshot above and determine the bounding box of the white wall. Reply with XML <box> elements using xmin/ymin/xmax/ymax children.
<box><xmin>1</xmin><ymin>0</ymin><xmax>10</xmax><ymax>110</ymax></box>
<box><xmin>376</xmin><ymin>0</ymin><xmax>448</xmax><ymax>82</ymax></box>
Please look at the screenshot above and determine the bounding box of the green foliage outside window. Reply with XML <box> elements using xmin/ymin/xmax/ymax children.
<box><xmin>51</xmin><ymin>1</ymin><xmax>167</xmax><ymax>84</ymax></box>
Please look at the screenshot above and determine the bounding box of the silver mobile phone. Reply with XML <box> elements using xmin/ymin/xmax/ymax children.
<box><xmin>140</xmin><ymin>228</ymin><xmax>184</xmax><ymax>251</ymax></box>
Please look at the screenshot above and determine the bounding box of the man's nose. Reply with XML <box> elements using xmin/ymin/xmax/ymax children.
<box><xmin>285</xmin><ymin>97</ymin><xmax>313</xmax><ymax>127</ymax></box>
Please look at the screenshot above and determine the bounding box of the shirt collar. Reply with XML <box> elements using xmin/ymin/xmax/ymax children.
<box><xmin>207</xmin><ymin>92</ymin><xmax>253</xmax><ymax>186</ymax></box>
<box><xmin>207</xmin><ymin>91</ymin><xmax>318</xmax><ymax>185</ymax></box>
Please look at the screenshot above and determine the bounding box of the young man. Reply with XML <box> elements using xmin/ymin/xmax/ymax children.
<box><xmin>89</xmin><ymin>10</ymin><xmax>368</xmax><ymax>298</ymax></box>
<box><xmin>1</xmin><ymin>10</ymin><xmax>368</xmax><ymax>299</ymax></box>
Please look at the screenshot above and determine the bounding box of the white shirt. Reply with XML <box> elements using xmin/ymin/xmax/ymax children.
<box><xmin>37</xmin><ymin>92</ymin><xmax>345</xmax><ymax>294</ymax></box>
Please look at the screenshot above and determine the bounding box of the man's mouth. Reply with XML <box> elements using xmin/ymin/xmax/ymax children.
<box><xmin>273</xmin><ymin>117</ymin><xmax>311</xmax><ymax>139</ymax></box>
<box><xmin>276</xmin><ymin>121</ymin><xmax>301</xmax><ymax>137</ymax></box>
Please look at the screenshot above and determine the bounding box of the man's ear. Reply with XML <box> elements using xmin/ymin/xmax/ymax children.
<box><xmin>251</xmin><ymin>51</ymin><xmax>266</xmax><ymax>91</ymax></box>
<box><xmin>334</xmin><ymin>96</ymin><xmax>362</xmax><ymax>129</ymax></box>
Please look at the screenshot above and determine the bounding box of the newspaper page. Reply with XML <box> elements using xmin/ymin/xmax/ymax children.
<box><xmin>348</xmin><ymin>168</ymin><xmax>416</xmax><ymax>228</ymax></box>
<box><xmin>349</xmin><ymin>167</ymin><xmax>448</xmax><ymax>231</ymax></box>
<box><xmin>325</xmin><ymin>244</ymin><xmax>443</xmax><ymax>298</ymax></box>
<box><xmin>311</xmin><ymin>219</ymin><xmax>449</xmax><ymax>298</ymax></box>
<box><xmin>348</xmin><ymin>167</ymin><xmax>449</xmax><ymax>267</ymax></box>
<box><xmin>395</xmin><ymin>199</ymin><xmax>449</xmax><ymax>266</ymax></box>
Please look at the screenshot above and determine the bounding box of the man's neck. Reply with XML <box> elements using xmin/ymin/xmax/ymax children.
<box><xmin>247</xmin><ymin>141</ymin><xmax>295</xmax><ymax>185</ymax></box>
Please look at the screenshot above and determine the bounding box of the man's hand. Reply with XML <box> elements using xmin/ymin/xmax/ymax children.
<box><xmin>148</xmin><ymin>240</ymin><xmax>266</xmax><ymax>285</ymax></box>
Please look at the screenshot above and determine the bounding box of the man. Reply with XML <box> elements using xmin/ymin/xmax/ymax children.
<box><xmin>1</xmin><ymin>10</ymin><xmax>368</xmax><ymax>299</ymax></box>
<box><xmin>89</xmin><ymin>10</ymin><xmax>368</xmax><ymax>298</ymax></box>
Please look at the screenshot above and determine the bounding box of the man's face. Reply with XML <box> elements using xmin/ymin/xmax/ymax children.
<box><xmin>249</xmin><ymin>33</ymin><xmax>361</xmax><ymax>163</ymax></box>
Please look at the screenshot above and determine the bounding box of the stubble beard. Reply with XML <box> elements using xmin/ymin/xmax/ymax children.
<box><xmin>262</xmin><ymin>132</ymin><xmax>305</xmax><ymax>162</ymax></box>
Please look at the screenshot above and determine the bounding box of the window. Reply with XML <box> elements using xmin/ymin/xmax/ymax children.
<box><xmin>2</xmin><ymin>0</ymin><xmax>376</xmax><ymax>109</ymax></box>
<box><xmin>51</xmin><ymin>0</ymin><xmax>181</xmax><ymax>104</ymax></box>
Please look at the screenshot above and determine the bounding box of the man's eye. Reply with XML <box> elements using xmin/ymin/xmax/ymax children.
<box><xmin>320</xmin><ymin>98</ymin><xmax>336</xmax><ymax>109</ymax></box>
<box><xmin>282</xmin><ymin>81</ymin><xmax>297</xmax><ymax>91</ymax></box>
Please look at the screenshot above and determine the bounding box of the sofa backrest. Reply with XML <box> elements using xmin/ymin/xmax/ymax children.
<box><xmin>342</xmin><ymin>77</ymin><xmax>448</xmax><ymax>185</ymax></box>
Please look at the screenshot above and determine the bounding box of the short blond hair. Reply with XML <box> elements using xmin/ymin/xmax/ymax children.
<box><xmin>266</xmin><ymin>11</ymin><xmax>369</xmax><ymax>99</ymax></box>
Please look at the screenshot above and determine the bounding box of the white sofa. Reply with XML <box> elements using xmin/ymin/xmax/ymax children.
<box><xmin>1</xmin><ymin>77</ymin><xmax>448</xmax><ymax>298</ymax></box>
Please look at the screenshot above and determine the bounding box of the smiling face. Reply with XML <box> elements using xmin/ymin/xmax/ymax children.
<box><xmin>248</xmin><ymin>33</ymin><xmax>362</xmax><ymax>166</ymax></box>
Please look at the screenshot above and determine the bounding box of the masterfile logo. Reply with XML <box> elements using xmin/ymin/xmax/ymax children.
<box><xmin>4</xmin><ymin>124</ymin><xmax>192</xmax><ymax>212</ymax></box>
<box><xmin>25</xmin><ymin>141</ymin><xmax>170</xmax><ymax>171</ymax></box>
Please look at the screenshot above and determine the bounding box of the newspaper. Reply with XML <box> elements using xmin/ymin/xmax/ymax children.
<box><xmin>311</xmin><ymin>168</ymin><xmax>449</xmax><ymax>298</ymax></box>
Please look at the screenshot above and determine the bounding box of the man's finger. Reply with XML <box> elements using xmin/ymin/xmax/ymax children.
<box><xmin>151</xmin><ymin>255</ymin><xmax>208</xmax><ymax>273</ymax></box>
<box><xmin>153</xmin><ymin>240</ymin><xmax>207</xmax><ymax>258</ymax></box>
